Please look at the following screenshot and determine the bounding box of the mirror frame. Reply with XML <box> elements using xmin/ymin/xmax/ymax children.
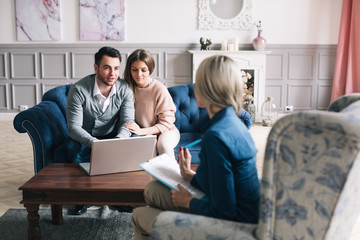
<box><xmin>198</xmin><ymin>0</ymin><xmax>253</xmax><ymax>30</ymax></box>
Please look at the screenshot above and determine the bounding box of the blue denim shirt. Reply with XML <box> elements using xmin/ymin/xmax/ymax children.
<box><xmin>189</xmin><ymin>106</ymin><xmax>260</xmax><ymax>223</ymax></box>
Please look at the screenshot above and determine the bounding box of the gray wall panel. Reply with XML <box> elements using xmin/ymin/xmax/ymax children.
<box><xmin>265</xmin><ymin>84</ymin><xmax>283</xmax><ymax>110</ymax></box>
<box><xmin>164</xmin><ymin>52</ymin><xmax>191</xmax><ymax>78</ymax></box>
<box><xmin>318</xmin><ymin>53</ymin><xmax>336</xmax><ymax>80</ymax></box>
<box><xmin>164</xmin><ymin>52</ymin><xmax>191</xmax><ymax>86</ymax></box>
<box><xmin>119</xmin><ymin>53</ymin><xmax>128</xmax><ymax>78</ymax></box>
<box><xmin>317</xmin><ymin>84</ymin><xmax>332</xmax><ymax>109</ymax></box>
<box><xmin>41</xmin><ymin>52</ymin><xmax>68</xmax><ymax>79</ymax></box>
<box><xmin>150</xmin><ymin>52</ymin><xmax>161</xmax><ymax>79</ymax></box>
<box><xmin>10</xmin><ymin>53</ymin><xmax>38</xmax><ymax>79</ymax></box>
<box><xmin>288</xmin><ymin>52</ymin><xmax>315</xmax><ymax>80</ymax></box>
<box><xmin>0</xmin><ymin>53</ymin><xmax>7</xmax><ymax>79</ymax></box>
<box><xmin>41</xmin><ymin>83</ymin><xmax>68</xmax><ymax>96</ymax></box>
<box><xmin>0</xmin><ymin>84</ymin><xmax>9</xmax><ymax>110</ymax></box>
<box><xmin>71</xmin><ymin>52</ymin><xmax>94</xmax><ymax>79</ymax></box>
<box><xmin>11</xmin><ymin>84</ymin><xmax>39</xmax><ymax>110</ymax></box>
<box><xmin>266</xmin><ymin>53</ymin><xmax>285</xmax><ymax>80</ymax></box>
<box><xmin>288</xmin><ymin>84</ymin><xmax>313</xmax><ymax>110</ymax></box>
<box><xmin>119</xmin><ymin>53</ymin><xmax>129</xmax><ymax>79</ymax></box>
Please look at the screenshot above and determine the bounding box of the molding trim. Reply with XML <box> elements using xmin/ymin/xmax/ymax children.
<box><xmin>0</xmin><ymin>43</ymin><xmax>337</xmax><ymax>113</ymax></box>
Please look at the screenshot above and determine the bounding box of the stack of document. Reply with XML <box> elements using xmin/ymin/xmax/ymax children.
<box><xmin>140</xmin><ymin>154</ymin><xmax>205</xmax><ymax>199</ymax></box>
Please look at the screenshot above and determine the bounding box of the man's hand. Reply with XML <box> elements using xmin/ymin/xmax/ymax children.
<box><xmin>171</xmin><ymin>184</ymin><xmax>193</xmax><ymax>209</ymax></box>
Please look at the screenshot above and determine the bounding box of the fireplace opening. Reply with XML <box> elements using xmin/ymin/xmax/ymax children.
<box><xmin>241</xmin><ymin>69</ymin><xmax>255</xmax><ymax>121</ymax></box>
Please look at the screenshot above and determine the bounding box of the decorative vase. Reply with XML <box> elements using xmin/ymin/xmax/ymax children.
<box><xmin>252</xmin><ymin>30</ymin><xmax>267</xmax><ymax>51</ymax></box>
<box><xmin>260</xmin><ymin>97</ymin><xmax>278</xmax><ymax>126</ymax></box>
<box><xmin>244</xmin><ymin>101</ymin><xmax>256</xmax><ymax>123</ymax></box>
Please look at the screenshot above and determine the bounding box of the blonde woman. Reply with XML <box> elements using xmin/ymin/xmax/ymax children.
<box><xmin>124</xmin><ymin>49</ymin><xmax>179</xmax><ymax>159</ymax></box>
<box><xmin>132</xmin><ymin>55</ymin><xmax>260</xmax><ymax>240</ymax></box>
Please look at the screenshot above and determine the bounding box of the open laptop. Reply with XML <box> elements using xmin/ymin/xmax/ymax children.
<box><xmin>79</xmin><ymin>135</ymin><xmax>157</xmax><ymax>176</ymax></box>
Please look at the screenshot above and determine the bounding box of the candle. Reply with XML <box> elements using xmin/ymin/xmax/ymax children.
<box><xmin>233</xmin><ymin>38</ymin><xmax>239</xmax><ymax>51</ymax></box>
<box><xmin>221</xmin><ymin>40</ymin><xmax>228</xmax><ymax>51</ymax></box>
<box><xmin>227</xmin><ymin>43</ymin><xmax>234</xmax><ymax>51</ymax></box>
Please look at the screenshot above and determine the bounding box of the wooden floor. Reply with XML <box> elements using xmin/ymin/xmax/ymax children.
<box><xmin>0</xmin><ymin>120</ymin><xmax>34</xmax><ymax>216</ymax></box>
<box><xmin>1</xmin><ymin>119</ymin><xmax>358</xmax><ymax>239</ymax></box>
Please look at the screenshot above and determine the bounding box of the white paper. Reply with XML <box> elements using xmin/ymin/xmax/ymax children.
<box><xmin>140</xmin><ymin>154</ymin><xmax>205</xmax><ymax>199</ymax></box>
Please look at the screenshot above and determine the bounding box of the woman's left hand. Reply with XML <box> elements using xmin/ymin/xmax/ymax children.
<box><xmin>171</xmin><ymin>184</ymin><xmax>193</xmax><ymax>209</ymax></box>
<box><xmin>177</xmin><ymin>148</ymin><xmax>194</xmax><ymax>182</ymax></box>
<box><xmin>125</xmin><ymin>122</ymin><xmax>143</xmax><ymax>135</ymax></box>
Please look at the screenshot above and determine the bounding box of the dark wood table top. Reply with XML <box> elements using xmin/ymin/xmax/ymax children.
<box><xmin>19</xmin><ymin>163</ymin><xmax>155</xmax><ymax>206</ymax></box>
<box><xmin>19</xmin><ymin>163</ymin><xmax>153</xmax><ymax>192</ymax></box>
<box><xmin>19</xmin><ymin>163</ymin><xmax>199</xmax><ymax>240</ymax></box>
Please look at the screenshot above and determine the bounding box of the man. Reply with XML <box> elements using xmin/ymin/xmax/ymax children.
<box><xmin>66</xmin><ymin>46</ymin><xmax>135</xmax><ymax>215</ymax></box>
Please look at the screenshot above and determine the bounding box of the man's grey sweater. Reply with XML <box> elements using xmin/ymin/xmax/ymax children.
<box><xmin>66</xmin><ymin>74</ymin><xmax>135</xmax><ymax>148</ymax></box>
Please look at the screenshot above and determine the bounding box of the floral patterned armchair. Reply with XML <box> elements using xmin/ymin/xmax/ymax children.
<box><xmin>149</xmin><ymin>94</ymin><xmax>360</xmax><ymax>240</ymax></box>
<box><xmin>328</xmin><ymin>93</ymin><xmax>360</xmax><ymax>112</ymax></box>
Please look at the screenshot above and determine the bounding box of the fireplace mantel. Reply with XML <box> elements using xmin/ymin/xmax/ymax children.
<box><xmin>188</xmin><ymin>50</ymin><xmax>270</xmax><ymax>122</ymax></box>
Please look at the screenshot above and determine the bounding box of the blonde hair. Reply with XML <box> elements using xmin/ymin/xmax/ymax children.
<box><xmin>195</xmin><ymin>55</ymin><xmax>243</xmax><ymax>115</ymax></box>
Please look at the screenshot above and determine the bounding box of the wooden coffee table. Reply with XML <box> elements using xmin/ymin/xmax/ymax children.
<box><xmin>19</xmin><ymin>163</ymin><xmax>153</xmax><ymax>240</ymax></box>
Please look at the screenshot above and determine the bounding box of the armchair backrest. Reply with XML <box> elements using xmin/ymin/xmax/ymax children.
<box><xmin>328</xmin><ymin>93</ymin><xmax>360</xmax><ymax>112</ymax></box>
<box><xmin>257</xmin><ymin>99</ymin><xmax>360</xmax><ymax>239</ymax></box>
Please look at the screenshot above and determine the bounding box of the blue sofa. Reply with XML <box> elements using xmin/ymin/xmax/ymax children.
<box><xmin>13</xmin><ymin>83</ymin><xmax>252</xmax><ymax>173</ymax></box>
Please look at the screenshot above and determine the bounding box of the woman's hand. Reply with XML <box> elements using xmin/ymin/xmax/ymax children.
<box><xmin>125</xmin><ymin>122</ymin><xmax>143</xmax><ymax>135</ymax></box>
<box><xmin>171</xmin><ymin>184</ymin><xmax>193</xmax><ymax>209</ymax></box>
<box><xmin>177</xmin><ymin>147</ymin><xmax>195</xmax><ymax>182</ymax></box>
<box><xmin>125</xmin><ymin>123</ymin><xmax>161</xmax><ymax>136</ymax></box>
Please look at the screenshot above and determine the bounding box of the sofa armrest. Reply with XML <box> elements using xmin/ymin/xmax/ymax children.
<box><xmin>150</xmin><ymin>211</ymin><xmax>257</xmax><ymax>240</ymax></box>
<box><xmin>13</xmin><ymin>101</ymin><xmax>73</xmax><ymax>173</ymax></box>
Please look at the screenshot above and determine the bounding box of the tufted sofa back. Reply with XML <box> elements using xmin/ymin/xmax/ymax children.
<box><xmin>42</xmin><ymin>84</ymin><xmax>72</xmax><ymax>117</ymax></box>
<box><xmin>168</xmin><ymin>84</ymin><xmax>209</xmax><ymax>133</ymax></box>
<box><xmin>42</xmin><ymin>83</ymin><xmax>210</xmax><ymax>134</ymax></box>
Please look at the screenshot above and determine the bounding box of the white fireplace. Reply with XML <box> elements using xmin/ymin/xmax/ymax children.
<box><xmin>188</xmin><ymin>50</ymin><xmax>270</xmax><ymax>122</ymax></box>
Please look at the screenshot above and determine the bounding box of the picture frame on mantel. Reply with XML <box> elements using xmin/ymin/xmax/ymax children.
<box><xmin>198</xmin><ymin>0</ymin><xmax>253</xmax><ymax>30</ymax></box>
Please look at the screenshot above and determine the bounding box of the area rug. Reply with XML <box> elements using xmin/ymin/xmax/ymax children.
<box><xmin>0</xmin><ymin>206</ymin><xmax>134</xmax><ymax>240</ymax></box>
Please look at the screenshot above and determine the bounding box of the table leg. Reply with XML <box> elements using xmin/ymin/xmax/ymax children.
<box><xmin>51</xmin><ymin>204</ymin><xmax>63</xmax><ymax>225</ymax></box>
<box><xmin>24</xmin><ymin>203</ymin><xmax>41</xmax><ymax>240</ymax></box>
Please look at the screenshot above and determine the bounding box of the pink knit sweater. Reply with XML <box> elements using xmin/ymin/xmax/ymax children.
<box><xmin>134</xmin><ymin>79</ymin><xmax>176</xmax><ymax>133</ymax></box>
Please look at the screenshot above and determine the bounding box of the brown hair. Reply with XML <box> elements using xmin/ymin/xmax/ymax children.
<box><xmin>123</xmin><ymin>49</ymin><xmax>155</xmax><ymax>93</ymax></box>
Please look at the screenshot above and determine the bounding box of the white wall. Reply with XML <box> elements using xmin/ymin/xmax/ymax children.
<box><xmin>0</xmin><ymin>0</ymin><xmax>342</xmax><ymax>45</ymax></box>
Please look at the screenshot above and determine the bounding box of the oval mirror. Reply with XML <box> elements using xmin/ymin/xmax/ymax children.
<box><xmin>209</xmin><ymin>0</ymin><xmax>243</xmax><ymax>20</ymax></box>
<box><xmin>198</xmin><ymin>0</ymin><xmax>253</xmax><ymax>30</ymax></box>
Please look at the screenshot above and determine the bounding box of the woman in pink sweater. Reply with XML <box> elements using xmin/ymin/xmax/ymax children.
<box><xmin>124</xmin><ymin>49</ymin><xmax>180</xmax><ymax>159</ymax></box>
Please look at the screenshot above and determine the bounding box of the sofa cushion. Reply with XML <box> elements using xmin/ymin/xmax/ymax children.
<box><xmin>53</xmin><ymin>136</ymin><xmax>82</xmax><ymax>163</ymax></box>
